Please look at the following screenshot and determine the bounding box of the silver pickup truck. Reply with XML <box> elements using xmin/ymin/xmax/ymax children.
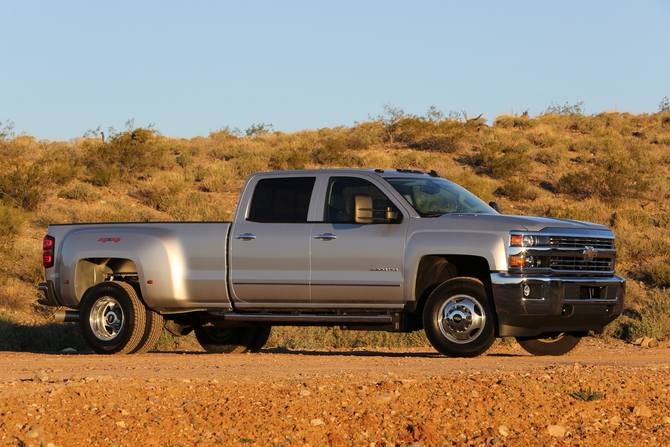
<box><xmin>38</xmin><ymin>168</ymin><xmax>625</xmax><ymax>357</ymax></box>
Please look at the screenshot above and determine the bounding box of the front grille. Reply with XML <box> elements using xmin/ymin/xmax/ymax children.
<box><xmin>550</xmin><ymin>256</ymin><xmax>615</xmax><ymax>273</ymax></box>
<box><xmin>549</xmin><ymin>236</ymin><xmax>614</xmax><ymax>249</ymax></box>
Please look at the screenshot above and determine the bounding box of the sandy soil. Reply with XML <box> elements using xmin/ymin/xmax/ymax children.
<box><xmin>1</xmin><ymin>338</ymin><xmax>669</xmax><ymax>447</ymax></box>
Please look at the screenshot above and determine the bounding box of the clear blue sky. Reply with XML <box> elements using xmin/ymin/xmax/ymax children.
<box><xmin>2</xmin><ymin>0</ymin><xmax>669</xmax><ymax>141</ymax></box>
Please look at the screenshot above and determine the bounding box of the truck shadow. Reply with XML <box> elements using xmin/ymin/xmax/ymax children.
<box><xmin>257</xmin><ymin>348</ymin><xmax>524</xmax><ymax>358</ymax></box>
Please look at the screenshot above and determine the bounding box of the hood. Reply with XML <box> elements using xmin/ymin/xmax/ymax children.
<box><xmin>438</xmin><ymin>213</ymin><xmax>610</xmax><ymax>232</ymax></box>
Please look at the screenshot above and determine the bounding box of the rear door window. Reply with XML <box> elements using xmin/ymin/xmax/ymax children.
<box><xmin>248</xmin><ymin>177</ymin><xmax>316</xmax><ymax>223</ymax></box>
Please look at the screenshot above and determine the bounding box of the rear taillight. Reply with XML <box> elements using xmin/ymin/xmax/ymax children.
<box><xmin>42</xmin><ymin>235</ymin><xmax>55</xmax><ymax>268</ymax></box>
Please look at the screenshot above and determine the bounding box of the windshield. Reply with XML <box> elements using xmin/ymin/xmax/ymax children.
<box><xmin>385</xmin><ymin>177</ymin><xmax>498</xmax><ymax>217</ymax></box>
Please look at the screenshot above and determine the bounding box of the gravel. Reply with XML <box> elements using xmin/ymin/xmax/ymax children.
<box><xmin>0</xmin><ymin>338</ymin><xmax>669</xmax><ymax>446</ymax></box>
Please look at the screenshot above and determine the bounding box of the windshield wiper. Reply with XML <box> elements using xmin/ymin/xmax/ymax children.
<box><xmin>422</xmin><ymin>212</ymin><xmax>447</xmax><ymax>218</ymax></box>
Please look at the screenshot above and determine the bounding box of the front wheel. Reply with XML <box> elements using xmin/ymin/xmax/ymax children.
<box><xmin>423</xmin><ymin>278</ymin><xmax>496</xmax><ymax>358</ymax></box>
<box><xmin>516</xmin><ymin>333</ymin><xmax>582</xmax><ymax>356</ymax></box>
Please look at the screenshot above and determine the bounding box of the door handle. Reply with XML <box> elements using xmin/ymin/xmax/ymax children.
<box><xmin>314</xmin><ymin>233</ymin><xmax>337</xmax><ymax>241</ymax></box>
<box><xmin>234</xmin><ymin>233</ymin><xmax>257</xmax><ymax>240</ymax></box>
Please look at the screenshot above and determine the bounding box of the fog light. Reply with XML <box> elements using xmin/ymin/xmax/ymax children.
<box><xmin>523</xmin><ymin>284</ymin><xmax>531</xmax><ymax>297</ymax></box>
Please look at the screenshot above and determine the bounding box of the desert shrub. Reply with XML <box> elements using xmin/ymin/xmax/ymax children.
<box><xmin>0</xmin><ymin>239</ymin><xmax>43</xmax><ymax>285</ymax></box>
<box><xmin>483</xmin><ymin>144</ymin><xmax>531</xmax><ymax>179</ymax></box>
<box><xmin>395</xmin><ymin>117</ymin><xmax>435</xmax><ymax>144</ymax></box>
<box><xmin>313</xmin><ymin>138</ymin><xmax>364</xmax><ymax>167</ymax></box>
<box><xmin>494</xmin><ymin>115</ymin><xmax>537</xmax><ymax>130</ymax></box>
<box><xmin>501</xmin><ymin>179</ymin><xmax>538</xmax><ymax>201</ymax></box>
<box><xmin>642</xmin><ymin>260</ymin><xmax>670</xmax><ymax>287</ymax></box>
<box><xmin>543</xmin><ymin>101</ymin><xmax>585</xmax><ymax>116</ymax></box>
<box><xmin>199</xmin><ymin>165</ymin><xmax>234</xmax><ymax>193</ymax></box>
<box><xmin>176</xmin><ymin>151</ymin><xmax>194</xmax><ymax>168</ymax></box>
<box><xmin>659</xmin><ymin>97</ymin><xmax>670</xmax><ymax>113</ymax></box>
<box><xmin>208</xmin><ymin>144</ymin><xmax>237</xmax><ymax>161</ymax></box>
<box><xmin>58</xmin><ymin>182</ymin><xmax>102</xmax><ymax>202</ymax></box>
<box><xmin>542</xmin><ymin>200</ymin><xmax>612</xmax><ymax>226</ymax></box>
<box><xmin>168</xmin><ymin>198</ymin><xmax>233</xmax><ymax>222</ymax></box>
<box><xmin>612</xmin><ymin>209</ymin><xmax>655</xmax><ymax>227</ymax></box>
<box><xmin>555</xmin><ymin>171</ymin><xmax>595</xmax><ymax>198</ymax></box>
<box><xmin>132</xmin><ymin>176</ymin><xmax>185</xmax><ymax>213</ymax></box>
<box><xmin>449</xmin><ymin>170</ymin><xmax>496</xmax><ymax>203</ymax></box>
<box><xmin>411</xmin><ymin>134</ymin><xmax>463</xmax><ymax>153</ymax></box>
<box><xmin>0</xmin><ymin>205</ymin><xmax>25</xmax><ymax>238</ymax></box>
<box><xmin>610</xmin><ymin>288</ymin><xmax>670</xmax><ymax>341</ymax></box>
<box><xmin>346</xmin><ymin>121</ymin><xmax>385</xmax><ymax>149</ymax></box>
<box><xmin>0</xmin><ymin>275</ymin><xmax>38</xmax><ymax>310</ymax></box>
<box><xmin>84</xmin><ymin>125</ymin><xmax>168</xmax><ymax>180</ymax></box>
<box><xmin>0</xmin><ymin>163</ymin><xmax>46</xmax><ymax>210</ymax></box>
<box><xmin>231</xmin><ymin>147</ymin><xmax>272</xmax><ymax>179</ymax></box>
<box><xmin>270</xmin><ymin>147</ymin><xmax>310</xmax><ymax>171</ymax></box>
<box><xmin>90</xmin><ymin>165</ymin><xmax>120</xmax><ymax>187</ymax></box>
<box><xmin>526</xmin><ymin>131</ymin><xmax>559</xmax><ymax>148</ymax></box>
<box><xmin>534</xmin><ymin>148</ymin><xmax>564</xmax><ymax>165</ymax></box>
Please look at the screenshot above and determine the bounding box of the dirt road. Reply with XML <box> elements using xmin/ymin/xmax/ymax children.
<box><xmin>1</xmin><ymin>339</ymin><xmax>669</xmax><ymax>446</ymax></box>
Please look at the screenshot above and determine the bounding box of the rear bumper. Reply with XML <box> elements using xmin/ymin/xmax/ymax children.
<box><xmin>37</xmin><ymin>281</ymin><xmax>61</xmax><ymax>307</ymax></box>
<box><xmin>490</xmin><ymin>273</ymin><xmax>625</xmax><ymax>337</ymax></box>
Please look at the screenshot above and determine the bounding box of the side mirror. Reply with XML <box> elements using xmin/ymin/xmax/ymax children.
<box><xmin>354</xmin><ymin>194</ymin><xmax>398</xmax><ymax>224</ymax></box>
<box><xmin>489</xmin><ymin>201</ymin><xmax>500</xmax><ymax>213</ymax></box>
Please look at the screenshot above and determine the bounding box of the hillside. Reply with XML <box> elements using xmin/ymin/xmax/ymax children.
<box><xmin>2</xmin><ymin>106</ymin><xmax>670</xmax><ymax>345</ymax></box>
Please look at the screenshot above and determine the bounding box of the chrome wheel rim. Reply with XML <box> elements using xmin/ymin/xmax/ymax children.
<box><xmin>89</xmin><ymin>296</ymin><xmax>124</xmax><ymax>341</ymax></box>
<box><xmin>438</xmin><ymin>294</ymin><xmax>486</xmax><ymax>344</ymax></box>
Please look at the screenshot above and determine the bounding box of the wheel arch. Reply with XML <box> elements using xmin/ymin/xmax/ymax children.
<box><xmin>411</xmin><ymin>255</ymin><xmax>495</xmax><ymax>330</ymax></box>
<box><xmin>75</xmin><ymin>257</ymin><xmax>139</xmax><ymax>305</ymax></box>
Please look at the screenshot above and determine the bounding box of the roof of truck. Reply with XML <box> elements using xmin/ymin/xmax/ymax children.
<box><xmin>253</xmin><ymin>168</ymin><xmax>441</xmax><ymax>178</ymax></box>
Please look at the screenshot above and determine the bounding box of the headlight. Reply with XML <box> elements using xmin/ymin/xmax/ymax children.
<box><xmin>510</xmin><ymin>234</ymin><xmax>537</xmax><ymax>247</ymax></box>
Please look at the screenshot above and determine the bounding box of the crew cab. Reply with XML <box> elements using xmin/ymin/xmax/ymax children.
<box><xmin>38</xmin><ymin>169</ymin><xmax>625</xmax><ymax>357</ymax></box>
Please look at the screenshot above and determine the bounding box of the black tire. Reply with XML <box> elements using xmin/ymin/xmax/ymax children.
<box><xmin>422</xmin><ymin>278</ymin><xmax>496</xmax><ymax>358</ymax></box>
<box><xmin>130</xmin><ymin>308</ymin><xmax>164</xmax><ymax>354</ymax></box>
<box><xmin>195</xmin><ymin>325</ymin><xmax>259</xmax><ymax>354</ymax></box>
<box><xmin>80</xmin><ymin>281</ymin><xmax>147</xmax><ymax>355</ymax></box>
<box><xmin>516</xmin><ymin>333</ymin><xmax>582</xmax><ymax>356</ymax></box>
<box><xmin>246</xmin><ymin>325</ymin><xmax>272</xmax><ymax>353</ymax></box>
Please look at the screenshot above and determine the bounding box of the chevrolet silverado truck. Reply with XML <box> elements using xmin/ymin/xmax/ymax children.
<box><xmin>38</xmin><ymin>168</ymin><xmax>625</xmax><ymax>357</ymax></box>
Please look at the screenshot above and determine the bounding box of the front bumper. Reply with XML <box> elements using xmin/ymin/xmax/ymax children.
<box><xmin>490</xmin><ymin>273</ymin><xmax>625</xmax><ymax>337</ymax></box>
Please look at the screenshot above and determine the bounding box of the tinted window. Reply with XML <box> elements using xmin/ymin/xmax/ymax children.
<box><xmin>324</xmin><ymin>177</ymin><xmax>399</xmax><ymax>223</ymax></box>
<box><xmin>386</xmin><ymin>177</ymin><xmax>497</xmax><ymax>216</ymax></box>
<box><xmin>248</xmin><ymin>177</ymin><xmax>315</xmax><ymax>223</ymax></box>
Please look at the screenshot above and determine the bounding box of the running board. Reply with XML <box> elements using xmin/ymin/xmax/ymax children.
<box><xmin>222</xmin><ymin>314</ymin><xmax>393</xmax><ymax>324</ymax></box>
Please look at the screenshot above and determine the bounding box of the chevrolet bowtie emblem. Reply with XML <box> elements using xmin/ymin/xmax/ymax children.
<box><xmin>583</xmin><ymin>246</ymin><xmax>598</xmax><ymax>258</ymax></box>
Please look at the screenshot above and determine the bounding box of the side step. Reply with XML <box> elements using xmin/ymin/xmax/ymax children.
<box><xmin>222</xmin><ymin>314</ymin><xmax>393</xmax><ymax>324</ymax></box>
